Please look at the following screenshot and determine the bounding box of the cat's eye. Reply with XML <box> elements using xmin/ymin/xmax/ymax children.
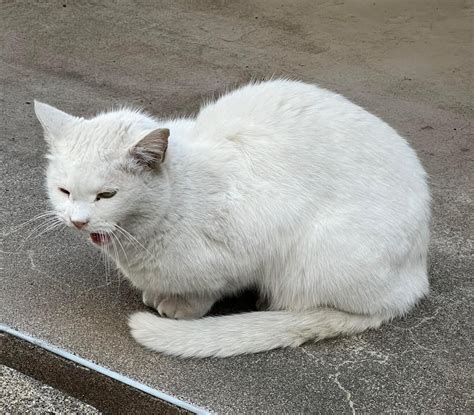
<box><xmin>59</xmin><ymin>187</ymin><xmax>70</xmax><ymax>196</ymax></box>
<box><xmin>96</xmin><ymin>190</ymin><xmax>117</xmax><ymax>201</ymax></box>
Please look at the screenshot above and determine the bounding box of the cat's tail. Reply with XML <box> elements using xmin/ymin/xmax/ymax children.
<box><xmin>128</xmin><ymin>308</ymin><xmax>387</xmax><ymax>358</ymax></box>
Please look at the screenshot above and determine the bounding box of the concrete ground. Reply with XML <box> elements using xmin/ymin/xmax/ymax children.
<box><xmin>1</xmin><ymin>1</ymin><xmax>472</xmax><ymax>413</ymax></box>
<box><xmin>1</xmin><ymin>365</ymin><xmax>99</xmax><ymax>414</ymax></box>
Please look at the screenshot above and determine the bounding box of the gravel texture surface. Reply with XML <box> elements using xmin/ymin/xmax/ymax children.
<box><xmin>1</xmin><ymin>365</ymin><xmax>99</xmax><ymax>414</ymax></box>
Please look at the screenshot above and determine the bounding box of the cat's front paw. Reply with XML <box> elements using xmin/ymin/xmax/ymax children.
<box><xmin>142</xmin><ymin>290</ymin><xmax>164</xmax><ymax>309</ymax></box>
<box><xmin>157</xmin><ymin>295</ymin><xmax>215</xmax><ymax>320</ymax></box>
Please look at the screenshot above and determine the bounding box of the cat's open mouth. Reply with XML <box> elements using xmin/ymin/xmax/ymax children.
<box><xmin>89</xmin><ymin>232</ymin><xmax>111</xmax><ymax>245</ymax></box>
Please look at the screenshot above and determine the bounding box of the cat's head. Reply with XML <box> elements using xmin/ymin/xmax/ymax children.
<box><xmin>34</xmin><ymin>101</ymin><xmax>169</xmax><ymax>246</ymax></box>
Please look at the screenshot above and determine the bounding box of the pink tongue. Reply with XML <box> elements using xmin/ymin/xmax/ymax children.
<box><xmin>90</xmin><ymin>233</ymin><xmax>110</xmax><ymax>245</ymax></box>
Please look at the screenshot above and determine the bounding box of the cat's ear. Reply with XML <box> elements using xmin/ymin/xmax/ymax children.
<box><xmin>34</xmin><ymin>101</ymin><xmax>77</xmax><ymax>141</ymax></box>
<box><xmin>129</xmin><ymin>128</ymin><xmax>170</xmax><ymax>170</ymax></box>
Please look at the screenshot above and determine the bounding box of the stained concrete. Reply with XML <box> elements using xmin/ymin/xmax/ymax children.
<box><xmin>1</xmin><ymin>1</ymin><xmax>472</xmax><ymax>413</ymax></box>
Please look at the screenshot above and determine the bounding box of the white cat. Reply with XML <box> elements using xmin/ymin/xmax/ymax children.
<box><xmin>35</xmin><ymin>80</ymin><xmax>430</xmax><ymax>358</ymax></box>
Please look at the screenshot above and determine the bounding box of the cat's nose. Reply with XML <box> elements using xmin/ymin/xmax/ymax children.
<box><xmin>71</xmin><ymin>219</ymin><xmax>88</xmax><ymax>230</ymax></box>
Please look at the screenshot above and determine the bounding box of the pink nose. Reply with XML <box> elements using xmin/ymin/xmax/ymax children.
<box><xmin>71</xmin><ymin>220</ymin><xmax>88</xmax><ymax>230</ymax></box>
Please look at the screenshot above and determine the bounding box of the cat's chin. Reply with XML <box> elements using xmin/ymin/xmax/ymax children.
<box><xmin>89</xmin><ymin>232</ymin><xmax>111</xmax><ymax>246</ymax></box>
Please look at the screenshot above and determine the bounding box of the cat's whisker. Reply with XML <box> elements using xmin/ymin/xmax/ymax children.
<box><xmin>20</xmin><ymin>217</ymin><xmax>63</xmax><ymax>247</ymax></box>
<box><xmin>113</xmin><ymin>226</ymin><xmax>138</xmax><ymax>248</ymax></box>
<box><xmin>102</xmin><ymin>232</ymin><xmax>113</xmax><ymax>287</ymax></box>
<box><xmin>93</xmin><ymin>245</ymin><xmax>105</xmax><ymax>279</ymax></box>
<box><xmin>88</xmin><ymin>244</ymin><xmax>106</xmax><ymax>273</ymax></box>
<box><xmin>102</xmin><ymin>234</ymin><xmax>109</xmax><ymax>286</ymax></box>
<box><xmin>7</xmin><ymin>211</ymin><xmax>58</xmax><ymax>234</ymax></box>
<box><xmin>114</xmin><ymin>224</ymin><xmax>151</xmax><ymax>255</ymax></box>
<box><xmin>114</xmin><ymin>225</ymin><xmax>139</xmax><ymax>245</ymax></box>
<box><xmin>24</xmin><ymin>217</ymin><xmax>59</xmax><ymax>236</ymax></box>
<box><xmin>111</xmin><ymin>233</ymin><xmax>120</xmax><ymax>266</ymax></box>
<box><xmin>110</xmin><ymin>233</ymin><xmax>123</xmax><ymax>292</ymax></box>
<box><xmin>112</xmin><ymin>231</ymin><xmax>129</xmax><ymax>265</ymax></box>
<box><xmin>31</xmin><ymin>220</ymin><xmax>63</xmax><ymax>240</ymax></box>
<box><xmin>114</xmin><ymin>226</ymin><xmax>142</xmax><ymax>252</ymax></box>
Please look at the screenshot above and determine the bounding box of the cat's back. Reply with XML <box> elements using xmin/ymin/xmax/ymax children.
<box><xmin>195</xmin><ymin>80</ymin><xmax>340</xmax><ymax>137</ymax></box>
<box><xmin>190</xmin><ymin>80</ymin><xmax>428</xmax><ymax>220</ymax></box>
<box><xmin>193</xmin><ymin>80</ymin><xmax>422</xmax><ymax>179</ymax></box>
<box><xmin>194</xmin><ymin>79</ymin><xmax>403</xmax><ymax>153</ymax></box>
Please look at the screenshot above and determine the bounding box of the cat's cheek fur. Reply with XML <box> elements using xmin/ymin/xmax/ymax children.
<box><xmin>38</xmin><ymin>80</ymin><xmax>430</xmax><ymax>358</ymax></box>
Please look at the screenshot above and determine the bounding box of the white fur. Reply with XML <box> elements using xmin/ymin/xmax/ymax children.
<box><xmin>36</xmin><ymin>80</ymin><xmax>430</xmax><ymax>358</ymax></box>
